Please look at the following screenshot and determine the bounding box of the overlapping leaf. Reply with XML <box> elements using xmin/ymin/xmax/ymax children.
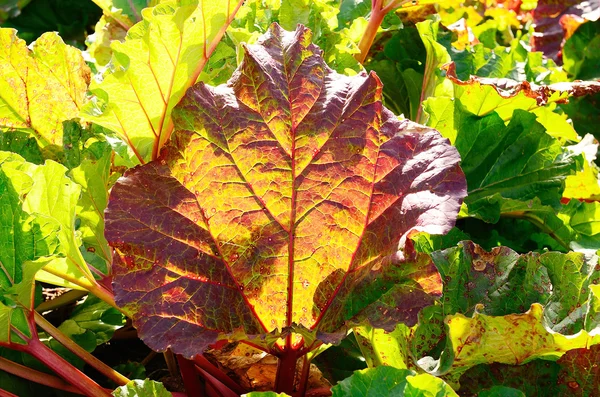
<box><xmin>105</xmin><ymin>24</ymin><xmax>466</xmax><ymax>357</ymax></box>
<box><xmin>332</xmin><ymin>366</ymin><xmax>458</xmax><ymax>396</ymax></box>
<box><xmin>0</xmin><ymin>152</ymin><xmax>60</xmax><ymax>345</ymax></box>
<box><xmin>423</xmin><ymin>303</ymin><xmax>600</xmax><ymax>377</ymax></box>
<box><xmin>431</xmin><ymin>241</ymin><xmax>600</xmax><ymax>334</ymax></box>
<box><xmin>81</xmin><ymin>0</ymin><xmax>245</xmax><ymax>163</ymax></box>
<box><xmin>556</xmin><ymin>345</ymin><xmax>600</xmax><ymax>395</ymax></box>
<box><xmin>532</xmin><ymin>0</ymin><xmax>600</xmax><ymax>63</ymax></box>
<box><xmin>0</xmin><ymin>29</ymin><xmax>90</xmax><ymax>149</ymax></box>
<box><xmin>86</xmin><ymin>0</ymin><xmax>154</xmax><ymax>67</ymax></box>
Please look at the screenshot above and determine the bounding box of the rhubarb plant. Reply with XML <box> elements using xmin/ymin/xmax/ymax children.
<box><xmin>0</xmin><ymin>0</ymin><xmax>600</xmax><ymax>396</ymax></box>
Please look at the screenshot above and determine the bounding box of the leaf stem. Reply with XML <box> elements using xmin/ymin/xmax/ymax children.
<box><xmin>502</xmin><ymin>211</ymin><xmax>570</xmax><ymax>250</ymax></box>
<box><xmin>193</xmin><ymin>354</ymin><xmax>247</xmax><ymax>395</ymax></box>
<box><xmin>355</xmin><ymin>0</ymin><xmax>386</xmax><ymax>64</ymax></box>
<box><xmin>0</xmin><ymin>389</ymin><xmax>18</xmax><ymax>397</ymax></box>
<box><xmin>355</xmin><ymin>0</ymin><xmax>413</xmax><ymax>63</ymax></box>
<box><xmin>21</xmin><ymin>334</ymin><xmax>111</xmax><ymax>397</ymax></box>
<box><xmin>40</xmin><ymin>266</ymin><xmax>122</xmax><ymax>313</ymax></box>
<box><xmin>0</xmin><ymin>356</ymin><xmax>84</xmax><ymax>395</ymax></box>
<box><xmin>197</xmin><ymin>367</ymin><xmax>238</xmax><ymax>397</ymax></box>
<box><xmin>297</xmin><ymin>355</ymin><xmax>311</xmax><ymax>397</ymax></box>
<box><xmin>274</xmin><ymin>346</ymin><xmax>299</xmax><ymax>394</ymax></box>
<box><xmin>176</xmin><ymin>355</ymin><xmax>204</xmax><ymax>397</ymax></box>
<box><xmin>35</xmin><ymin>289</ymin><xmax>88</xmax><ymax>312</ymax></box>
<box><xmin>33</xmin><ymin>311</ymin><xmax>130</xmax><ymax>386</ymax></box>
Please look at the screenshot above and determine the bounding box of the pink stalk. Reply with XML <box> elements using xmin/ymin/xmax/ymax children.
<box><xmin>355</xmin><ymin>0</ymin><xmax>415</xmax><ymax>64</ymax></box>
<box><xmin>177</xmin><ymin>355</ymin><xmax>204</xmax><ymax>397</ymax></box>
<box><xmin>193</xmin><ymin>354</ymin><xmax>247</xmax><ymax>395</ymax></box>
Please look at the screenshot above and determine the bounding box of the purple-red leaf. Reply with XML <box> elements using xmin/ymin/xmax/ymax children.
<box><xmin>105</xmin><ymin>24</ymin><xmax>466</xmax><ymax>358</ymax></box>
<box><xmin>532</xmin><ymin>0</ymin><xmax>600</xmax><ymax>63</ymax></box>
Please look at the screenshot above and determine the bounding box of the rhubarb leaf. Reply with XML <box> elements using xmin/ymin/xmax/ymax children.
<box><xmin>431</xmin><ymin>241</ymin><xmax>600</xmax><ymax>334</ymax></box>
<box><xmin>0</xmin><ymin>152</ymin><xmax>60</xmax><ymax>344</ymax></box>
<box><xmin>106</xmin><ymin>24</ymin><xmax>466</xmax><ymax>357</ymax></box>
<box><xmin>332</xmin><ymin>366</ymin><xmax>458</xmax><ymax>396</ymax></box>
<box><xmin>85</xmin><ymin>0</ymin><xmax>154</xmax><ymax>67</ymax></box>
<box><xmin>22</xmin><ymin>160</ymin><xmax>96</xmax><ymax>289</ymax></box>
<box><xmin>0</xmin><ymin>30</ymin><xmax>91</xmax><ymax>149</ymax></box>
<box><xmin>112</xmin><ymin>379</ymin><xmax>172</xmax><ymax>397</ymax></box>
<box><xmin>427</xmin><ymin>304</ymin><xmax>600</xmax><ymax>377</ymax></box>
<box><xmin>69</xmin><ymin>142</ymin><xmax>112</xmax><ymax>265</ymax></box>
<box><xmin>81</xmin><ymin>0</ymin><xmax>245</xmax><ymax>163</ymax></box>
<box><xmin>458</xmin><ymin>360</ymin><xmax>562</xmax><ymax>396</ymax></box>
<box><xmin>556</xmin><ymin>345</ymin><xmax>600</xmax><ymax>395</ymax></box>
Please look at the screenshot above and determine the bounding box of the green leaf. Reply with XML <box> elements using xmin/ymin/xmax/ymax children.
<box><xmin>432</xmin><ymin>241</ymin><xmax>600</xmax><ymax>332</ymax></box>
<box><xmin>0</xmin><ymin>152</ymin><xmax>60</xmax><ymax>343</ymax></box>
<box><xmin>429</xmin><ymin>303</ymin><xmax>600</xmax><ymax>377</ymax></box>
<box><xmin>81</xmin><ymin>0</ymin><xmax>245</xmax><ymax>163</ymax></box>
<box><xmin>458</xmin><ymin>360</ymin><xmax>561</xmax><ymax>396</ymax></box>
<box><xmin>0</xmin><ymin>131</ymin><xmax>43</xmax><ymax>164</ymax></box>
<box><xmin>478</xmin><ymin>386</ymin><xmax>526</xmax><ymax>397</ymax></box>
<box><xmin>69</xmin><ymin>140</ymin><xmax>112</xmax><ymax>264</ymax></box>
<box><xmin>415</xmin><ymin>19</ymin><xmax>453</xmax><ymax>123</ymax></box>
<box><xmin>112</xmin><ymin>379</ymin><xmax>172</xmax><ymax>397</ymax></box>
<box><xmin>22</xmin><ymin>160</ymin><xmax>96</xmax><ymax>289</ymax></box>
<box><xmin>0</xmin><ymin>30</ymin><xmax>91</xmax><ymax>149</ymax></box>
<box><xmin>353</xmin><ymin>323</ymin><xmax>413</xmax><ymax>369</ymax></box>
<box><xmin>332</xmin><ymin>366</ymin><xmax>458</xmax><ymax>396</ymax></box>
<box><xmin>563</xmin><ymin>20</ymin><xmax>600</xmax><ymax>80</ymax></box>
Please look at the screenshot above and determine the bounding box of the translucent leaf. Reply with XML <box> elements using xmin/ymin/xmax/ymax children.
<box><xmin>81</xmin><ymin>0</ymin><xmax>245</xmax><ymax>163</ymax></box>
<box><xmin>0</xmin><ymin>30</ymin><xmax>90</xmax><ymax>148</ymax></box>
<box><xmin>105</xmin><ymin>24</ymin><xmax>466</xmax><ymax>357</ymax></box>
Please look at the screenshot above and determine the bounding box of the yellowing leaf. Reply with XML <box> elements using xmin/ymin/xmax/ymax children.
<box><xmin>81</xmin><ymin>0</ymin><xmax>245</xmax><ymax>163</ymax></box>
<box><xmin>0</xmin><ymin>30</ymin><xmax>91</xmax><ymax>147</ymax></box>
<box><xmin>434</xmin><ymin>304</ymin><xmax>600</xmax><ymax>376</ymax></box>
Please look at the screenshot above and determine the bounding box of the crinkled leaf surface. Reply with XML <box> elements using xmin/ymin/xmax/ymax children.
<box><xmin>332</xmin><ymin>366</ymin><xmax>458</xmax><ymax>396</ymax></box>
<box><xmin>81</xmin><ymin>0</ymin><xmax>245</xmax><ymax>163</ymax></box>
<box><xmin>0</xmin><ymin>29</ymin><xmax>90</xmax><ymax>148</ymax></box>
<box><xmin>106</xmin><ymin>24</ymin><xmax>466</xmax><ymax>357</ymax></box>
<box><xmin>425</xmin><ymin>303</ymin><xmax>600</xmax><ymax>377</ymax></box>
<box><xmin>22</xmin><ymin>160</ymin><xmax>97</xmax><ymax>288</ymax></box>
<box><xmin>112</xmin><ymin>379</ymin><xmax>172</xmax><ymax>397</ymax></box>
<box><xmin>432</xmin><ymin>241</ymin><xmax>600</xmax><ymax>334</ymax></box>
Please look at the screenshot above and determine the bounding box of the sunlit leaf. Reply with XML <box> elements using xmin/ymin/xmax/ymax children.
<box><xmin>105</xmin><ymin>24</ymin><xmax>466</xmax><ymax>357</ymax></box>
<box><xmin>0</xmin><ymin>30</ymin><xmax>90</xmax><ymax>149</ymax></box>
<box><xmin>81</xmin><ymin>0</ymin><xmax>245</xmax><ymax>163</ymax></box>
<box><xmin>332</xmin><ymin>366</ymin><xmax>458</xmax><ymax>396</ymax></box>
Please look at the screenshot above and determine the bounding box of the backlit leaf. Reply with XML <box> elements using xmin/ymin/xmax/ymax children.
<box><xmin>0</xmin><ymin>152</ymin><xmax>60</xmax><ymax>344</ymax></box>
<box><xmin>105</xmin><ymin>24</ymin><xmax>466</xmax><ymax>357</ymax></box>
<box><xmin>0</xmin><ymin>29</ymin><xmax>91</xmax><ymax>148</ymax></box>
<box><xmin>81</xmin><ymin>0</ymin><xmax>245</xmax><ymax>163</ymax></box>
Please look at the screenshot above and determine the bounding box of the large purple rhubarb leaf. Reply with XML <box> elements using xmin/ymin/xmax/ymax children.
<box><xmin>105</xmin><ymin>23</ymin><xmax>466</xmax><ymax>358</ymax></box>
